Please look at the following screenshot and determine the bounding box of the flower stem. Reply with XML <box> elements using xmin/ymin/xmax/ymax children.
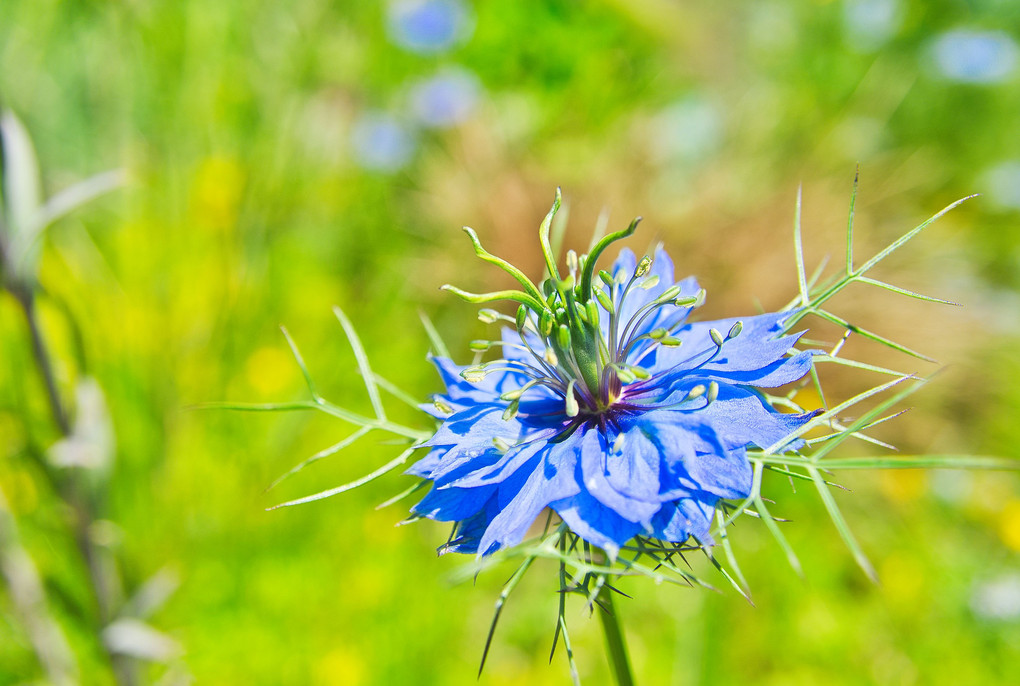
<box><xmin>599</xmin><ymin>589</ymin><xmax>636</xmax><ymax>686</ymax></box>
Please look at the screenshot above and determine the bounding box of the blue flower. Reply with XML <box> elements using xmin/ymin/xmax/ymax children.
<box><xmin>411</xmin><ymin>196</ymin><xmax>816</xmax><ymax>558</ymax></box>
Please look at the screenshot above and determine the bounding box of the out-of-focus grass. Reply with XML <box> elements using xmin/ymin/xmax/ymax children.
<box><xmin>1</xmin><ymin>1</ymin><xmax>1018</xmax><ymax>683</ymax></box>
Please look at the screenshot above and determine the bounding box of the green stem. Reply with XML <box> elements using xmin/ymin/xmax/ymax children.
<box><xmin>599</xmin><ymin>589</ymin><xmax>635</xmax><ymax>686</ymax></box>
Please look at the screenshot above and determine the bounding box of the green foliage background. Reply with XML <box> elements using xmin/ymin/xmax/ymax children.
<box><xmin>1</xmin><ymin>0</ymin><xmax>1019</xmax><ymax>683</ymax></box>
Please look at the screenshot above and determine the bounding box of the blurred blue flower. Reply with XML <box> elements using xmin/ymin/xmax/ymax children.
<box><xmin>929</xmin><ymin>29</ymin><xmax>1018</xmax><ymax>84</ymax></box>
<box><xmin>350</xmin><ymin>112</ymin><xmax>416</xmax><ymax>172</ymax></box>
<box><xmin>649</xmin><ymin>96</ymin><xmax>723</xmax><ymax>166</ymax></box>
<box><xmin>387</xmin><ymin>0</ymin><xmax>472</xmax><ymax>55</ymax></box>
<box><xmin>842</xmin><ymin>0</ymin><xmax>902</xmax><ymax>51</ymax></box>
<box><xmin>982</xmin><ymin>160</ymin><xmax>1020</xmax><ymax>209</ymax></box>
<box><xmin>411</xmin><ymin>244</ymin><xmax>816</xmax><ymax>557</ymax></box>
<box><xmin>409</xmin><ymin>68</ymin><xmax>481</xmax><ymax>128</ymax></box>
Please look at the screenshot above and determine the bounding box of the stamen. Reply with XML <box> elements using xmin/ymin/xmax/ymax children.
<box><xmin>706</xmin><ymin>381</ymin><xmax>719</xmax><ymax>405</ymax></box>
<box><xmin>564</xmin><ymin>380</ymin><xmax>580</xmax><ymax>417</ymax></box>
<box><xmin>635</xmin><ymin>255</ymin><xmax>653</xmax><ymax>278</ymax></box>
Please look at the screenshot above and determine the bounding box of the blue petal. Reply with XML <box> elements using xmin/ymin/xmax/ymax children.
<box><xmin>440</xmin><ymin>438</ymin><xmax>550</xmax><ymax>489</ymax></box>
<box><xmin>475</xmin><ymin>431</ymin><xmax>584</xmax><ymax>554</ymax></box>
<box><xmin>413</xmin><ymin>481</ymin><xmax>497</xmax><ymax>521</ymax></box>
<box><xmin>423</xmin><ymin>404</ymin><xmax>522</xmax><ymax>448</ymax></box>
<box><xmin>630</xmin><ymin>411</ymin><xmax>753</xmax><ymax>499</ymax></box>
<box><xmin>580</xmin><ymin>429</ymin><xmax>660</xmax><ymax>524</ymax></box>
<box><xmin>551</xmin><ymin>488</ymin><xmax>645</xmax><ymax>559</ymax></box>
<box><xmin>651</xmin><ymin>497</ymin><xmax>716</xmax><ymax>543</ymax></box>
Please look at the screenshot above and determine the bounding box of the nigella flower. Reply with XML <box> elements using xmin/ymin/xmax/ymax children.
<box><xmin>410</xmin><ymin>191</ymin><xmax>817</xmax><ymax>558</ymax></box>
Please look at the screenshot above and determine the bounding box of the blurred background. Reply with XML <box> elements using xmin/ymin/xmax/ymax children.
<box><xmin>1</xmin><ymin>0</ymin><xmax>1019</xmax><ymax>684</ymax></box>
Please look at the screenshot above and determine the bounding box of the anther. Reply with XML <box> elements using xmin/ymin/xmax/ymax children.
<box><xmin>638</xmin><ymin>275</ymin><xmax>660</xmax><ymax>290</ymax></box>
<box><xmin>478</xmin><ymin>308</ymin><xmax>500</xmax><ymax>323</ymax></box>
<box><xmin>566</xmin><ymin>250</ymin><xmax>579</xmax><ymax>276</ymax></box>
<box><xmin>709</xmin><ymin>328</ymin><xmax>724</xmax><ymax>347</ymax></box>
<box><xmin>727</xmin><ymin>321</ymin><xmax>743</xmax><ymax>340</ymax></box>
<box><xmin>660</xmin><ymin>336</ymin><xmax>682</xmax><ymax>347</ymax></box>
<box><xmin>706</xmin><ymin>381</ymin><xmax>719</xmax><ymax>405</ymax></box>
<box><xmin>544</xmin><ymin>347</ymin><xmax>559</xmax><ymax>366</ymax></box>
<box><xmin>595</xmin><ymin>288</ymin><xmax>614</xmax><ymax>314</ymax></box>
<box><xmin>598</xmin><ymin>270</ymin><xmax>614</xmax><ymax>287</ymax></box>
<box><xmin>628</xmin><ymin>365</ymin><xmax>650</xmax><ymax>380</ymax></box>
<box><xmin>516</xmin><ymin>305</ymin><xmax>528</xmax><ymax>332</ymax></box>
<box><xmin>502</xmin><ymin>399</ymin><xmax>520</xmax><ymax>421</ymax></box>
<box><xmin>539</xmin><ymin>310</ymin><xmax>554</xmax><ymax>336</ymax></box>
<box><xmin>614</xmin><ymin>365</ymin><xmax>636</xmax><ymax>383</ymax></box>
<box><xmin>564</xmin><ymin>380</ymin><xmax>580</xmax><ymax>417</ymax></box>
<box><xmin>433</xmin><ymin>399</ymin><xmax>453</xmax><ymax>414</ymax></box>
<box><xmin>469</xmin><ymin>340</ymin><xmax>491</xmax><ymax>352</ymax></box>
<box><xmin>687</xmin><ymin>384</ymin><xmax>706</xmax><ymax>400</ymax></box>
<box><xmin>492</xmin><ymin>437</ymin><xmax>512</xmax><ymax>453</ymax></box>
<box><xmin>461</xmin><ymin>367</ymin><xmax>487</xmax><ymax>383</ymax></box>
<box><xmin>655</xmin><ymin>285</ymin><xmax>683</xmax><ymax>304</ymax></box>
<box><xmin>635</xmin><ymin>255</ymin><xmax>653</xmax><ymax>278</ymax></box>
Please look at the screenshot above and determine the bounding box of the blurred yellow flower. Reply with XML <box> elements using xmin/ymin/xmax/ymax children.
<box><xmin>999</xmin><ymin>499</ymin><xmax>1020</xmax><ymax>552</ymax></box>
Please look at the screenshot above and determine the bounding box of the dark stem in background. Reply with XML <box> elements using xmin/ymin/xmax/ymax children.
<box><xmin>599</xmin><ymin>588</ymin><xmax>636</xmax><ymax>686</ymax></box>
<box><xmin>12</xmin><ymin>285</ymin><xmax>139</xmax><ymax>686</ymax></box>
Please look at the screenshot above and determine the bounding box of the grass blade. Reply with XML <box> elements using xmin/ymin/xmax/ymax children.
<box><xmin>333</xmin><ymin>305</ymin><xmax>386</xmax><ymax>421</ymax></box>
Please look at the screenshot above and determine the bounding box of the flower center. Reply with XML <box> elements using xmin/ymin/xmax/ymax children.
<box><xmin>450</xmin><ymin>191</ymin><xmax>711</xmax><ymax>424</ymax></box>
